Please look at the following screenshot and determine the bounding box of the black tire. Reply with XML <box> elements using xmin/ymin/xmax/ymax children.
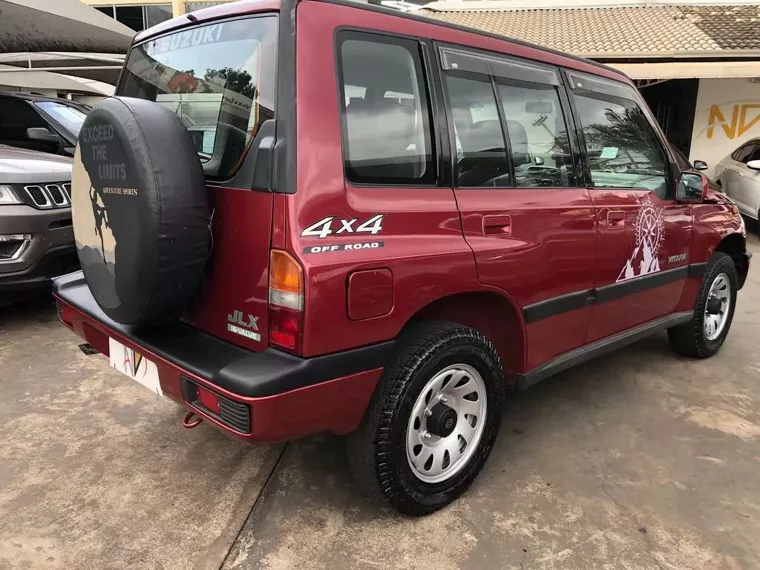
<box><xmin>72</xmin><ymin>97</ymin><xmax>210</xmax><ymax>325</ymax></box>
<box><xmin>668</xmin><ymin>252</ymin><xmax>738</xmax><ymax>358</ymax></box>
<box><xmin>347</xmin><ymin>321</ymin><xmax>505</xmax><ymax>516</ymax></box>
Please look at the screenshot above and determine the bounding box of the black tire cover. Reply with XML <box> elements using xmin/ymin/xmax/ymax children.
<box><xmin>72</xmin><ymin>96</ymin><xmax>210</xmax><ymax>325</ymax></box>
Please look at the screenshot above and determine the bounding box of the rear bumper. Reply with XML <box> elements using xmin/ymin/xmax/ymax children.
<box><xmin>53</xmin><ymin>272</ymin><xmax>391</xmax><ymax>443</ymax></box>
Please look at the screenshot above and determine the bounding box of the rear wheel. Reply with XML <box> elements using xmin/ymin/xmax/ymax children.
<box><xmin>347</xmin><ymin>321</ymin><xmax>505</xmax><ymax>515</ymax></box>
<box><xmin>668</xmin><ymin>252</ymin><xmax>737</xmax><ymax>358</ymax></box>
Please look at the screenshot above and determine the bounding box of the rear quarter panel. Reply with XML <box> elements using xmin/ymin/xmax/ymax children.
<box><xmin>290</xmin><ymin>2</ymin><xmax>492</xmax><ymax>358</ymax></box>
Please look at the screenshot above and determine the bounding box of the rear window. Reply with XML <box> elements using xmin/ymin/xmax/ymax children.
<box><xmin>118</xmin><ymin>16</ymin><xmax>277</xmax><ymax>180</ymax></box>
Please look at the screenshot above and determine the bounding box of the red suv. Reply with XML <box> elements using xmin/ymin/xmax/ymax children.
<box><xmin>54</xmin><ymin>0</ymin><xmax>750</xmax><ymax>515</ymax></box>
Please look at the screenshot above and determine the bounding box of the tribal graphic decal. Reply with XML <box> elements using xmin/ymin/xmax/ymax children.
<box><xmin>617</xmin><ymin>196</ymin><xmax>665</xmax><ymax>282</ymax></box>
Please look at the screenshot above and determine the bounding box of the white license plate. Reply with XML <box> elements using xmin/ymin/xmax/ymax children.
<box><xmin>109</xmin><ymin>338</ymin><xmax>163</xmax><ymax>396</ymax></box>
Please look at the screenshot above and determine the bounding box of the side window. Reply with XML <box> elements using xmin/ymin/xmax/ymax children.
<box><xmin>742</xmin><ymin>143</ymin><xmax>760</xmax><ymax>164</ymax></box>
<box><xmin>570</xmin><ymin>80</ymin><xmax>670</xmax><ymax>198</ymax></box>
<box><xmin>496</xmin><ymin>82</ymin><xmax>576</xmax><ymax>187</ymax></box>
<box><xmin>732</xmin><ymin>143</ymin><xmax>755</xmax><ymax>162</ymax></box>
<box><xmin>337</xmin><ymin>33</ymin><xmax>435</xmax><ymax>185</ymax></box>
<box><xmin>0</xmin><ymin>99</ymin><xmax>47</xmax><ymax>143</ymax></box>
<box><xmin>445</xmin><ymin>74</ymin><xmax>510</xmax><ymax>187</ymax></box>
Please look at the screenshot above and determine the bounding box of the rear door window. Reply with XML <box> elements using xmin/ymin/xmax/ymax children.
<box><xmin>440</xmin><ymin>46</ymin><xmax>576</xmax><ymax>188</ymax></box>
<box><xmin>496</xmin><ymin>82</ymin><xmax>575</xmax><ymax>187</ymax></box>
<box><xmin>118</xmin><ymin>16</ymin><xmax>277</xmax><ymax>180</ymax></box>
<box><xmin>445</xmin><ymin>73</ymin><xmax>510</xmax><ymax>187</ymax></box>
<box><xmin>337</xmin><ymin>32</ymin><xmax>435</xmax><ymax>185</ymax></box>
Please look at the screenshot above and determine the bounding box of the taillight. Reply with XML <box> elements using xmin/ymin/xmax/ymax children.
<box><xmin>269</xmin><ymin>249</ymin><xmax>304</xmax><ymax>353</ymax></box>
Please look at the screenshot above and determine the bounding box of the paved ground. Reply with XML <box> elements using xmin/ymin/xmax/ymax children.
<box><xmin>2</xmin><ymin>235</ymin><xmax>760</xmax><ymax>570</ymax></box>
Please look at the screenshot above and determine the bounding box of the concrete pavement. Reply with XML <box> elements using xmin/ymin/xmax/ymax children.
<box><xmin>0</xmin><ymin>300</ymin><xmax>283</xmax><ymax>569</ymax></box>
<box><xmin>2</xmin><ymin>235</ymin><xmax>760</xmax><ymax>569</ymax></box>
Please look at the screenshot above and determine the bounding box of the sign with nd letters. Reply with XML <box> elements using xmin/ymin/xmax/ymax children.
<box><xmin>707</xmin><ymin>103</ymin><xmax>760</xmax><ymax>139</ymax></box>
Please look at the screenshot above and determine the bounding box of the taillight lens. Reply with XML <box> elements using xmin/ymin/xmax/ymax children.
<box><xmin>269</xmin><ymin>249</ymin><xmax>304</xmax><ymax>353</ymax></box>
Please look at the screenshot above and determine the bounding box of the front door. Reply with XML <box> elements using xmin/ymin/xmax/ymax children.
<box><xmin>566</xmin><ymin>71</ymin><xmax>692</xmax><ymax>342</ymax></box>
<box><xmin>721</xmin><ymin>141</ymin><xmax>759</xmax><ymax>216</ymax></box>
<box><xmin>733</xmin><ymin>144</ymin><xmax>760</xmax><ymax>218</ymax></box>
<box><xmin>439</xmin><ymin>46</ymin><xmax>596</xmax><ymax>371</ymax></box>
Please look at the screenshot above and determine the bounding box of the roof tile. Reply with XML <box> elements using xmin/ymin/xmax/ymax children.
<box><xmin>419</xmin><ymin>4</ymin><xmax>760</xmax><ymax>56</ymax></box>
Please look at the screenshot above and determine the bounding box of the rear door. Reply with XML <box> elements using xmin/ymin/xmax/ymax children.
<box><xmin>566</xmin><ymin>71</ymin><xmax>691</xmax><ymax>342</ymax></box>
<box><xmin>439</xmin><ymin>46</ymin><xmax>597</xmax><ymax>371</ymax></box>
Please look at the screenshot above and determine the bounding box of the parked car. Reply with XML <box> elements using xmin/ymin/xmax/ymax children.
<box><xmin>0</xmin><ymin>145</ymin><xmax>78</xmax><ymax>306</ymax></box>
<box><xmin>0</xmin><ymin>92</ymin><xmax>90</xmax><ymax>157</ymax></box>
<box><xmin>53</xmin><ymin>0</ymin><xmax>750</xmax><ymax>515</ymax></box>
<box><xmin>714</xmin><ymin>139</ymin><xmax>760</xmax><ymax>221</ymax></box>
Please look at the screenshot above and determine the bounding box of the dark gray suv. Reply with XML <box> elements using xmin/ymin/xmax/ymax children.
<box><xmin>0</xmin><ymin>145</ymin><xmax>78</xmax><ymax>305</ymax></box>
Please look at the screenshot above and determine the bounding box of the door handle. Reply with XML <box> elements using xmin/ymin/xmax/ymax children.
<box><xmin>607</xmin><ymin>211</ymin><xmax>625</xmax><ymax>227</ymax></box>
<box><xmin>483</xmin><ymin>214</ymin><xmax>512</xmax><ymax>236</ymax></box>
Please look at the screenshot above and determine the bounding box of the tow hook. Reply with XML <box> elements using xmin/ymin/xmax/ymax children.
<box><xmin>183</xmin><ymin>411</ymin><xmax>203</xmax><ymax>429</ymax></box>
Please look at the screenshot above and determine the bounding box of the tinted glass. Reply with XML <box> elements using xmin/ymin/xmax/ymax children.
<box><xmin>445</xmin><ymin>74</ymin><xmax>510</xmax><ymax>187</ymax></box>
<box><xmin>573</xmin><ymin>92</ymin><xmax>669</xmax><ymax>197</ymax></box>
<box><xmin>338</xmin><ymin>34</ymin><xmax>434</xmax><ymax>185</ymax></box>
<box><xmin>732</xmin><ymin>143</ymin><xmax>755</xmax><ymax>162</ymax></box>
<box><xmin>35</xmin><ymin>101</ymin><xmax>87</xmax><ymax>137</ymax></box>
<box><xmin>119</xmin><ymin>17</ymin><xmax>277</xmax><ymax>180</ymax></box>
<box><xmin>0</xmin><ymin>99</ymin><xmax>47</xmax><ymax>142</ymax></box>
<box><xmin>497</xmin><ymin>82</ymin><xmax>575</xmax><ymax>187</ymax></box>
<box><xmin>115</xmin><ymin>6</ymin><xmax>143</xmax><ymax>31</ymax></box>
<box><xmin>747</xmin><ymin>145</ymin><xmax>760</xmax><ymax>163</ymax></box>
<box><xmin>671</xmin><ymin>145</ymin><xmax>691</xmax><ymax>171</ymax></box>
<box><xmin>94</xmin><ymin>6</ymin><xmax>114</xmax><ymax>17</ymax></box>
<box><xmin>144</xmin><ymin>5</ymin><xmax>173</xmax><ymax>28</ymax></box>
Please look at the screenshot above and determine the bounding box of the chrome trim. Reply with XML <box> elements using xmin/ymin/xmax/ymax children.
<box><xmin>24</xmin><ymin>185</ymin><xmax>52</xmax><ymax>208</ymax></box>
<box><xmin>0</xmin><ymin>238</ymin><xmax>32</xmax><ymax>262</ymax></box>
<box><xmin>61</xmin><ymin>183</ymin><xmax>72</xmax><ymax>201</ymax></box>
<box><xmin>46</xmin><ymin>184</ymin><xmax>69</xmax><ymax>206</ymax></box>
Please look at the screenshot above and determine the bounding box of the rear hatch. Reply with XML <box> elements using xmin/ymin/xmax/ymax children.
<box><xmin>116</xmin><ymin>11</ymin><xmax>279</xmax><ymax>352</ymax></box>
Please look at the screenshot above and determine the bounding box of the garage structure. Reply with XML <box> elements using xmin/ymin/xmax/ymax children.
<box><xmin>420</xmin><ymin>0</ymin><xmax>760</xmax><ymax>177</ymax></box>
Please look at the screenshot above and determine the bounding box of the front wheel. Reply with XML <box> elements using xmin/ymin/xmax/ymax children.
<box><xmin>347</xmin><ymin>321</ymin><xmax>505</xmax><ymax>516</ymax></box>
<box><xmin>668</xmin><ymin>252</ymin><xmax>738</xmax><ymax>358</ymax></box>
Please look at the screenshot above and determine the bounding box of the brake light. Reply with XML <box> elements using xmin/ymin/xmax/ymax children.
<box><xmin>269</xmin><ymin>249</ymin><xmax>304</xmax><ymax>353</ymax></box>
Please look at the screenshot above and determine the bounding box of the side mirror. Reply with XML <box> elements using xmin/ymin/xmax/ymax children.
<box><xmin>747</xmin><ymin>159</ymin><xmax>760</xmax><ymax>171</ymax></box>
<box><xmin>26</xmin><ymin>127</ymin><xmax>60</xmax><ymax>145</ymax></box>
<box><xmin>533</xmin><ymin>156</ymin><xmax>545</xmax><ymax>166</ymax></box>
<box><xmin>693</xmin><ymin>159</ymin><xmax>708</xmax><ymax>171</ymax></box>
<box><xmin>677</xmin><ymin>171</ymin><xmax>708</xmax><ymax>203</ymax></box>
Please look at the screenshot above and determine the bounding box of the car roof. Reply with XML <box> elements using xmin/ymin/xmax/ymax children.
<box><xmin>134</xmin><ymin>0</ymin><xmax>626</xmax><ymax>83</ymax></box>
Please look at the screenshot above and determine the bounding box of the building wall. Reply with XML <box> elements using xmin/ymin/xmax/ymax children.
<box><xmin>689</xmin><ymin>78</ymin><xmax>760</xmax><ymax>178</ymax></box>
<box><xmin>80</xmin><ymin>0</ymin><xmax>236</xmax><ymax>29</ymax></box>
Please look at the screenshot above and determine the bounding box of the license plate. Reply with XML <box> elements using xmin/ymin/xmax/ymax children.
<box><xmin>109</xmin><ymin>338</ymin><xmax>163</xmax><ymax>396</ymax></box>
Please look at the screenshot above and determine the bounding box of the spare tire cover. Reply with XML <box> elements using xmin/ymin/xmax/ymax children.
<box><xmin>72</xmin><ymin>96</ymin><xmax>210</xmax><ymax>325</ymax></box>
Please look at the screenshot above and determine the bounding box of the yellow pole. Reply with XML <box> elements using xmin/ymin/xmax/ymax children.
<box><xmin>172</xmin><ymin>0</ymin><xmax>185</xmax><ymax>16</ymax></box>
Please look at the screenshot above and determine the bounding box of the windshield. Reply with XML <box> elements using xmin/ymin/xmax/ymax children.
<box><xmin>118</xmin><ymin>16</ymin><xmax>277</xmax><ymax>179</ymax></box>
<box><xmin>34</xmin><ymin>101</ymin><xmax>87</xmax><ymax>137</ymax></box>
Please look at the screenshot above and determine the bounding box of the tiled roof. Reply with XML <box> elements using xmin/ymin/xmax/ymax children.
<box><xmin>419</xmin><ymin>4</ymin><xmax>760</xmax><ymax>57</ymax></box>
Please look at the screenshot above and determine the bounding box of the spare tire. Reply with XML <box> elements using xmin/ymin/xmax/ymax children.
<box><xmin>71</xmin><ymin>97</ymin><xmax>210</xmax><ymax>325</ymax></box>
